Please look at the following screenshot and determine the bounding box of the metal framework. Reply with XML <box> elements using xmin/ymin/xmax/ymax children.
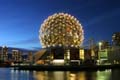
<box><xmin>39</xmin><ymin>13</ymin><xmax>84</xmax><ymax>48</ymax></box>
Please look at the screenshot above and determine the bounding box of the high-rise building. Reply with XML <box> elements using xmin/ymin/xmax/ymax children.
<box><xmin>1</xmin><ymin>46</ymin><xmax>8</xmax><ymax>62</ymax></box>
<box><xmin>112</xmin><ymin>32</ymin><xmax>120</xmax><ymax>46</ymax></box>
<box><xmin>101</xmin><ymin>40</ymin><xmax>110</xmax><ymax>49</ymax></box>
<box><xmin>12</xmin><ymin>50</ymin><xmax>22</xmax><ymax>62</ymax></box>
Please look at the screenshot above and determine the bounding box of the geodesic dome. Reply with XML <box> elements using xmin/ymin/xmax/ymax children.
<box><xmin>39</xmin><ymin>13</ymin><xmax>84</xmax><ymax>48</ymax></box>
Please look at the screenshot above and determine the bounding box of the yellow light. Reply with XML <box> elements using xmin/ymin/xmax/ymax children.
<box><xmin>39</xmin><ymin>13</ymin><xmax>84</xmax><ymax>48</ymax></box>
<box><xmin>79</xmin><ymin>49</ymin><xmax>84</xmax><ymax>60</ymax></box>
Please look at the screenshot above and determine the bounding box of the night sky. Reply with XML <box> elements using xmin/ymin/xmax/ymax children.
<box><xmin>0</xmin><ymin>0</ymin><xmax>120</xmax><ymax>50</ymax></box>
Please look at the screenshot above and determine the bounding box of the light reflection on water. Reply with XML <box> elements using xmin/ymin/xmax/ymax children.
<box><xmin>0</xmin><ymin>68</ymin><xmax>120</xmax><ymax>80</ymax></box>
<box><xmin>33</xmin><ymin>70</ymin><xmax>112</xmax><ymax>80</ymax></box>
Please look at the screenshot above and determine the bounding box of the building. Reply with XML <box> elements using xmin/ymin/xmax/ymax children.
<box><xmin>98</xmin><ymin>49</ymin><xmax>109</xmax><ymax>64</ymax></box>
<box><xmin>97</xmin><ymin>45</ymin><xmax>120</xmax><ymax>65</ymax></box>
<box><xmin>112</xmin><ymin>32</ymin><xmax>120</xmax><ymax>46</ymax></box>
<box><xmin>1</xmin><ymin>46</ymin><xmax>8</xmax><ymax>62</ymax></box>
<box><xmin>108</xmin><ymin>46</ymin><xmax>120</xmax><ymax>64</ymax></box>
<box><xmin>12</xmin><ymin>50</ymin><xmax>22</xmax><ymax>62</ymax></box>
<box><xmin>101</xmin><ymin>41</ymin><xmax>110</xmax><ymax>49</ymax></box>
<box><xmin>49</xmin><ymin>47</ymin><xmax>82</xmax><ymax>65</ymax></box>
<box><xmin>34</xmin><ymin>47</ymin><xmax>85</xmax><ymax>65</ymax></box>
<box><xmin>35</xmin><ymin>13</ymin><xmax>85</xmax><ymax>65</ymax></box>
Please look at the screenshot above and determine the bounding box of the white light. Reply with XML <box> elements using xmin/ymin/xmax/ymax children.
<box><xmin>99</xmin><ymin>42</ymin><xmax>102</xmax><ymax>46</ymax></box>
<box><xmin>59</xmin><ymin>44</ymin><xmax>62</xmax><ymax>47</ymax></box>
<box><xmin>71</xmin><ymin>45</ymin><xmax>74</xmax><ymax>47</ymax></box>
<box><xmin>48</xmin><ymin>45</ymin><xmax>50</xmax><ymax>47</ymax></box>
<box><xmin>52</xmin><ymin>60</ymin><xmax>64</xmax><ymax>64</ymax></box>
<box><xmin>52</xmin><ymin>44</ymin><xmax>55</xmax><ymax>47</ymax></box>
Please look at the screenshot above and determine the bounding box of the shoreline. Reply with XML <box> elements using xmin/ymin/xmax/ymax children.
<box><xmin>9</xmin><ymin>64</ymin><xmax>120</xmax><ymax>71</ymax></box>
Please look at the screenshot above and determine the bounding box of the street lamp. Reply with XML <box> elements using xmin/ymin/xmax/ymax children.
<box><xmin>98</xmin><ymin>42</ymin><xmax>102</xmax><ymax>64</ymax></box>
<box><xmin>99</xmin><ymin>42</ymin><xmax>102</xmax><ymax>51</ymax></box>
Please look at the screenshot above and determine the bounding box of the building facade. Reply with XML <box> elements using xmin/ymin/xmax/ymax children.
<box><xmin>112</xmin><ymin>32</ymin><xmax>120</xmax><ymax>46</ymax></box>
<box><xmin>1</xmin><ymin>46</ymin><xmax>8</xmax><ymax>62</ymax></box>
<box><xmin>12</xmin><ymin>50</ymin><xmax>22</xmax><ymax>62</ymax></box>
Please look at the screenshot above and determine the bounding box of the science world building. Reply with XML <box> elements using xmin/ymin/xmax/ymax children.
<box><xmin>35</xmin><ymin>13</ymin><xmax>84</xmax><ymax>65</ymax></box>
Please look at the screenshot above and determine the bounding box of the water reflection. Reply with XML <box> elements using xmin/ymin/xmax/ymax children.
<box><xmin>10</xmin><ymin>69</ymin><xmax>34</xmax><ymax>80</ymax></box>
<box><xmin>110</xmin><ymin>69</ymin><xmax>120</xmax><ymax>80</ymax></box>
<box><xmin>33</xmin><ymin>71</ymin><xmax>107</xmax><ymax>80</ymax></box>
<box><xmin>97</xmin><ymin>70</ymin><xmax>111</xmax><ymax>80</ymax></box>
<box><xmin>0</xmin><ymin>68</ymin><xmax>120</xmax><ymax>80</ymax></box>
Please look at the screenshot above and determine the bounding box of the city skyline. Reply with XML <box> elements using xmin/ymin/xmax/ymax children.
<box><xmin>0</xmin><ymin>0</ymin><xmax>120</xmax><ymax>50</ymax></box>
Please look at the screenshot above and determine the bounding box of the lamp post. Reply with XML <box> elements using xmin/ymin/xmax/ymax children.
<box><xmin>98</xmin><ymin>42</ymin><xmax>102</xmax><ymax>64</ymax></box>
<box><xmin>99</xmin><ymin>42</ymin><xmax>102</xmax><ymax>51</ymax></box>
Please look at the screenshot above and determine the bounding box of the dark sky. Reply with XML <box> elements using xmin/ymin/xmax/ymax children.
<box><xmin>0</xmin><ymin>0</ymin><xmax>120</xmax><ymax>50</ymax></box>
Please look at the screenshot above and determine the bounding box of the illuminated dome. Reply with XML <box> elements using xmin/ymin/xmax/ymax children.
<box><xmin>39</xmin><ymin>13</ymin><xmax>84</xmax><ymax>48</ymax></box>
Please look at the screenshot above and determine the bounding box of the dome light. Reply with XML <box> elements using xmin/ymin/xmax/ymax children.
<box><xmin>39</xmin><ymin>13</ymin><xmax>84</xmax><ymax>48</ymax></box>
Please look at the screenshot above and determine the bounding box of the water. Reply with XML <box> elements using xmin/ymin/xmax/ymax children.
<box><xmin>0</xmin><ymin>68</ymin><xmax>120</xmax><ymax>80</ymax></box>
